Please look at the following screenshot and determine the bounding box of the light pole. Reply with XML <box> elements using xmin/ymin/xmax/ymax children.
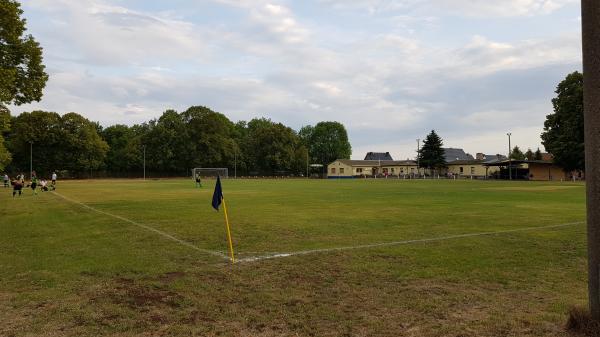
<box><xmin>582</xmin><ymin>0</ymin><xmax>600</xmax><ymax>320</ymax></box>
<box><xmin>29</xmin><ymin>141</ymin><xmax>32</xmax><ymax>179</ymax></box>
<box><xmin>143</xmin><ymin>145</ymin><xmax>146</xmax><ymax>181</ymax></box>
<box><xmin>507</xmin><ymin>132</ymin><xmax>512</xmax><ymax>180</ymax></box>
<box><xmin>234</xmin><ymin>150</ymin><xmax>237</xmax><ymax>179</ymax></box>
<box><xmin>416</xmin><ymin>138</ymin><xmax>420</xmax><ymax>177</ymax></box>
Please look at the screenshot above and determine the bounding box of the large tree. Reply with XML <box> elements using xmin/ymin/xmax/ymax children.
<box><xmin>102</xmin><ymin>124</ymin><xmax>144</xmax><ymax>174</ymax></box>
<box><xmin>541</xmin><ymin>71</ymin><xmax>584</xmax><ymax>172</ymax></box>
<box><xmin>242</xmin><ymin>118</ymin><xmax>304</xmax><ymax>175</ymax></box>
<box><xmin>182</xmin><ymin>106</ymin><xmax>237</xmax><ymax>170</ymax></box>
<box><xmin>0</xmin><ymin>105</ymin><xmax>11</xmax><ymax>170</ymax></box>
<box><xmin>301</xmin><ymin>121</ymin><xmax>351</xmax><ymax>167</ymax></box>
<box><xmin>142</xmin><ymin>110</ymin><xmax>190</xmax><ymax>174</ymax></box>
<box><xmin>0</xmin><ymin>0</ymin><xmax>48</xmax><ymax>105</ymax></box>
<box><xmin>6</xmin><ymin>111</ymin><xmax>107</xmax><ymax>176</ymax></box>
<box><xmin>58</xmin><ymin>113</ymin><xmax>108</xmax><ymax>174</ymax></box>
<box><xmin>418</xmin><ymin>130</ymin><xmax>446</xmax><ymax>174</ymax></box>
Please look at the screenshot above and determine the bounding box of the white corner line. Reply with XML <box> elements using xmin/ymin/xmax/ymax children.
<box><xmin>236</xmin><ymin>221</ymin><xmax>585</xmax><ymax>263</ymax></box>
<box><xmin>52</xmin><ymin>191</ymin><xmax>229</xmax><ymax>260</ymax></box>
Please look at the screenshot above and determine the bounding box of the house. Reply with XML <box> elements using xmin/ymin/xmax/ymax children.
<box><xmin>446</xmin><ymin>160</ymin><xmax>489</xmax><ymax>178</ymax></box>
<box><xmin>327</xmin><ymin>159</ymin><xmax>419</xmax><ymax>178</ymax></box>
<box><xmin>364</xmin><ymin>152</ymin><xmax>394</xmax><ymax>161</ymax></box>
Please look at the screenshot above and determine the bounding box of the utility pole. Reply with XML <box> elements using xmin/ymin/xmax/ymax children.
<box><xmin>234</xmin><ymin>150</ymin><xmax>237</xmax><ymax>179</ymax></box>
<box><xmin>143</xmin><ymin>145</ymin><xmax>146</xmax><ymax>181</ymax></box>
<box><xmin>582</xmin><ymin>0</ymin><xmax>600</xmax><ymax>320</ymax></box>
<box><xmin>507</xmin><ymin>132</ymin><xmax>512</xmax><ymax>180</ymax></box>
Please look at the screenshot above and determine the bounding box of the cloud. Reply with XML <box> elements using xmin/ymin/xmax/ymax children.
<box><xmin>13</xmin><ymin>0</ymin><xmax>583</xmax><ymax>160</ymax></box>
<box><xmin>320</xmin><ymin>0</ymin><xmax>578</xmax><ymax>17</ymax></box>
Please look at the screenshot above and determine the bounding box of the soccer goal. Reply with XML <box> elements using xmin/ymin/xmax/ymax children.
<box><xmin>192</xmin><ymin>168</ymin><xmax>228</xmax><ymax>179</ymax></box>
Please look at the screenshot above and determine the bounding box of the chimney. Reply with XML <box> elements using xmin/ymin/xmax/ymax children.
<box><xmin>476</xmin><ymin>153</ymin><xmax>485</xmax><ymax>160</ymax></box>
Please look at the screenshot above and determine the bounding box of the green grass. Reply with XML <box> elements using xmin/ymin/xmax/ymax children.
<box><xmin>0</xmin><ymin>178</ymin><xmax>588</xmax><ymax>336</ymax></box>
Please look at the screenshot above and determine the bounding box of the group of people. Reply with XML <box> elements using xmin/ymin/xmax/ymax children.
<box><xmin>4</xmin><ymin>171</ymin><xmax>57</xmax><ymax>197</ymax></box>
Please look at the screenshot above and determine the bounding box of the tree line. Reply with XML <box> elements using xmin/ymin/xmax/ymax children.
<box><xmin>0</xmin><ymin>105</ymin><xmax>352</xmax><ymax>178</ymax></box>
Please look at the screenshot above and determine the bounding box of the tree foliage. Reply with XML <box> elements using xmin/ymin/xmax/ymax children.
<box><xmin>510</xmin><ymin>146</ymin><xmax>526</xmax><ymax>160</ymax></box>
<box><xmin>0</xmin><ymin>105</ymin><xmax>11</xmax><ymax>170</ymax></box>
<box><xmin>6</xmin><ymin>111</ymin><xmax>107</xmax><ymax>176</ymax></box>
<box><xmin>3</xmin><ymin>105</ymin><xmax>350</xmax><ymax>177</ymax></box>
<box><xmin>0</xmin><ymin>0</ymin><xmax>48</xmax><ymax>105</ymax></box>
<box><xmin>534</xmin><ymin>148</ymin><xmax>543</xmax><ymax>160</ymax></box>
<box><xmin>301</xmin><ymin>121</ymin><xmax>351</xmax><ymax>167</ymax></box>
<box><xmin>418</xmin><ymin>130</ymin><xmax>446</xmax><ymax>172</ymax></box>
<box><xmin>524</xmin><ymin>148</ymin><xmax>534</xmax><ymax>161</ymax></box>
<box><xmin>541</xmin><ymin>71</ymin><xmax>584</xmax><ymax>172</ymax></box>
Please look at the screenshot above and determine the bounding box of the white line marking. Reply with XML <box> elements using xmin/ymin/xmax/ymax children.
<box><xmin>236</xmin><ymin>221</ymin><xmax>585</xmax><ymax>263</ymax></box>
<box><xmin>52</xmin><ymin>191</ymin><xmax>229</xmax><ymax>260</ymax></box>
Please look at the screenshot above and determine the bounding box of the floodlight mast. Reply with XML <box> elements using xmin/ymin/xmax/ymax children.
<box><xmin>507</xmin><ymin>133</ymin><xmax>512</xmax><ymax>180</ymax></box>
<box><xmin>582</xmin><ymin>0</ymin><xmax>600</xmax><ymax>320</ymax></box>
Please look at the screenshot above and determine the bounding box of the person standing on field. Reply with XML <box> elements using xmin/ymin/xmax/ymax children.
<box><xmin>12</xmin><ymin>178</ymin><xmax>23</xmax><ymax>197</ymax></box>
<box><xmin>51</xmin><ymin>171</ymin><xmax>57</xmax><ymax>189</ymax></box>
<box><xmin>3</xmin><ymin>174</ymin><xmax>8</xmax><ymax>188</ymax></box>
<box><xmin>30</xmin><ymin>171</ymin><xmax>38</xmax><ymax>195</ymax></box>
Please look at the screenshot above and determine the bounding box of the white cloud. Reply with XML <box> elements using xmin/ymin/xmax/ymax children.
<box><xmin>13</xmin><ymin>0</ymin><xmax>582</xmax><ymax>159</ymax></box>
<box><xmin>320</xmin><ymin>0</ymin><xmax>577</xmax><ymax>17</ymax></box>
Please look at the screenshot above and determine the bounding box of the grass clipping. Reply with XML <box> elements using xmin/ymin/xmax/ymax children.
<box><xmin>567</xmin><ymin>307</ymin><xmax>600</xmax><ymax>336</ymax></box>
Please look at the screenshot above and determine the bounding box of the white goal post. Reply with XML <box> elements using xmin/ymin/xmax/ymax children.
<box><xmin>192</xmin><ymin>168</ymin><xmax>229</xmax><ymax>179</ymax></box>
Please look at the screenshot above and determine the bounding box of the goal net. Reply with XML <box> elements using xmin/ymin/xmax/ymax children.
<box><xmin>192</xmin><ymin>168</ymin><xmax>228</xmax><ymax>179</ymax></box>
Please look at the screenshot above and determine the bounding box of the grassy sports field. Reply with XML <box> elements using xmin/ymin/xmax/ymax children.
<box><xmin>0</xmin><ymin>178</ymin><xmax>588</xmax><ymax>336</ymax></box>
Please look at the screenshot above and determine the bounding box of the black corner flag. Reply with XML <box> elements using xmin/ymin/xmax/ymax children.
<box><xmin>212</xmin><ymin>176</ymin><xmax>223</xmax><ymax>211</ymax></box>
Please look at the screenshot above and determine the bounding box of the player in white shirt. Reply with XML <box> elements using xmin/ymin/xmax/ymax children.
<box><xmin>51</xmin><ymin>172</ymin><xmax>57</xmax><ymax>190</ymax></box>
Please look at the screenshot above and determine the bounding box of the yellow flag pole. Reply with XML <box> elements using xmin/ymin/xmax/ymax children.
<box><xmin>221</xmin><ymin>197</ymin><xmax>235</xmax><ymax>263</ymax></box>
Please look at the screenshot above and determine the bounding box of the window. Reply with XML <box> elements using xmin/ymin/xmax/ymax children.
<box><xmin>331</xmin><ymin>168</ymin><xmax>336</xmax><ymax>174</ymax></box>
<box><xmin>470</xmin><ymin>167</ymin><xmax>475</xmax><ymax>175</ymax></box>
<box><xmin>411</xmin><ymin>168</ymin><xmax>415</xmax><ymax>173</ymax></box>
<box><xmin>356</xmin><ymin>168</ymin><xmax>363</xmax><ymax>173</ymax></box>
<box><xmin>459</xmin><ymin>167</ymin><xmax>464</xmax><ymax>174</ymax></box>
<box><xmin>340</xmin><ymin>168</ymin><xmax>345</xmax><ymax>174</ymax></box>
<box><xmin>400</xmin><ymin>168</ymin><xmax>404</xmax><ymax>174</ymax></box>
<box><xmin>391</xmin><ymin>168</ymin><xmax>395</xmax><ymax>173</ymax></box>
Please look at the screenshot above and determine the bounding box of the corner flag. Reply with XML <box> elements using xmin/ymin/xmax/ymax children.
<box><xmin>212</xmin><ymin>176</ymin><xmax>223</xmax><ymax>210</ymax></box>
<box><xmin>211</xmin><ymin>176</ymin><xmax>235</xmax><ymax>263</ymax></box>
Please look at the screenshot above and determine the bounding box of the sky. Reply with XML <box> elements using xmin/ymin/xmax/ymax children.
<box><xmin>12</xmin><ymin>0</ymin><xmax>582</xmax><ymax>159</ymax></box>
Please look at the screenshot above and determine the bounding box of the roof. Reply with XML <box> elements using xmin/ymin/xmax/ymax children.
<box><xmin>332</xmin><ymin>159</ymin><xmax>417</xmax><ymax>167</ymax></box>
<box><xmin>443</xmin><ymin>148</ymin><xmax>474</xmax><ymax>163</ymax></box>
<box><xmin>446</xmin><ymin>159</ymin><xmax>485</xmax><ymax>165</ymax></box>
<box><xmin>483</xmin><ymin>159</ymin><xmax>554</xmax><ymax>166</ymax></box>
<box><xmin>364</xmin><ymin>152</ymin><xmax>394</xmax><ymax>160</ymax></box>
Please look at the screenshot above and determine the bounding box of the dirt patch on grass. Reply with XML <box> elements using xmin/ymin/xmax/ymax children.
<box><xmin>101</xmin><ymin>277</ymin><xmax>184</xmax><ymax>309</ymax></box>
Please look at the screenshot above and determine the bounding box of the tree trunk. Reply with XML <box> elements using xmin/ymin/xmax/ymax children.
<box><xmin>582</xmin><ymin>0</ymin><xmax>600</xmax><ymax>320</ymax></box>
